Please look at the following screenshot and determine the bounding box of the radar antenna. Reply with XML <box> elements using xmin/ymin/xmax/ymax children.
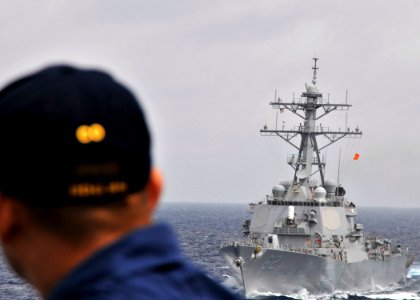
<box><xmin>312</xmin><ymin>57</ymin><xmax>319</xmax><ymax>85</ymax></box>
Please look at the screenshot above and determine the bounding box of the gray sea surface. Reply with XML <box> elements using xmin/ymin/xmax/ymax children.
<box><xmin>0</xmin><ymin>203</ymin><xmax>419</xmax><ymax>299</ymax></box>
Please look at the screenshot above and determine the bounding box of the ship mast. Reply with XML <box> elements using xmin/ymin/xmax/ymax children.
<box><xmin>261</xmin><ymin>58</ymin><xmax>362</xmax><ymax>187</ymax></box>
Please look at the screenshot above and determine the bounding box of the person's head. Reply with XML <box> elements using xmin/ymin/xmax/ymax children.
<box><xmin>0</xmin><ymin>65</ymin><xmax>162</xmax><ymax>295</ymax></box>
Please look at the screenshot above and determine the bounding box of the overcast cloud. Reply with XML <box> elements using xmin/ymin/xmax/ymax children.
<box><xmin>0</xmin><ymin>0</ymin><xmax>419</xmax><ymax>207</ymax></box>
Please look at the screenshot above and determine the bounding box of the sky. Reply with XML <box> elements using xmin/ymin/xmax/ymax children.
<box><xmin>0</xmin><ymin>0</ymin><xmax>419</xmax><ymax>207</ymax></box>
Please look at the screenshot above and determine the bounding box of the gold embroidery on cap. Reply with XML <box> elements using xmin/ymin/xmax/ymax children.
<box><xmin>74</xmin><ymin>163</ymin><xmax>119</xmax><ymax>176</ymax></box>
<box><xmin>89</xmin><ymin>123</ymin><xmax>106</xmax><ymax>142</ymax></box>
<box><xmin>76</xmin><ymin>123</ymin><xmax>106</xmax><ymax>144</ymax></box>
<box><xmin>68</xmin><ymin>181</ymin><xmax>128</xmax><ymax>197</ymax></box>
<box><xmin>76</xmin><ymin>125</ymin><xmax>91</xmax><ymax>144</ymax></box>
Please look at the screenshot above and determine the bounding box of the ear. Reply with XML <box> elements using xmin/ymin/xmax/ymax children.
<box><xmin>0</xmin><ymin>194</ymin><xmax>20</xmax><ymax>243</ymax></box>
<box><xmin>145</xmin><ymin>168</ymin><xmax>163</xmax><ymax>213</ymax></box>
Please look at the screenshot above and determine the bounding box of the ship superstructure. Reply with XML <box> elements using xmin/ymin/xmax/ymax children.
<box><xmin>220</xmin><ymin>58</ymin><xmax>414</xmax><ymax>296</ymax></box>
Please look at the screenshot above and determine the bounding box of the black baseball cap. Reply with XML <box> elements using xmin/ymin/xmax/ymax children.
<box><xmin>0</xmin><ymin>65</ymin><xmax>151</xmax><ymax>207</ymax></box>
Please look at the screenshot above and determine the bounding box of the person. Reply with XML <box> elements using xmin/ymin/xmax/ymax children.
<box><xmin>0</xmin><ymin>65</ymin><xmax>239</xmax><ymax>300</ymax></box>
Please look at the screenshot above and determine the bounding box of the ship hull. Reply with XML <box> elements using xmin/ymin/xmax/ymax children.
<box><xmin>221</xmin><ymin>244</ymin><xmax>409</xmax><ymax>295</ymax></box>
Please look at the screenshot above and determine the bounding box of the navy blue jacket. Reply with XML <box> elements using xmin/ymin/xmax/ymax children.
<box><xmin>47</xmin><ymin>223</ymin><xmax>239</xmax><ymax>300</ymax></box>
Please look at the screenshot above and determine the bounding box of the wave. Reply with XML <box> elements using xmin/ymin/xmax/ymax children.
<box><xmin>244</xmin><ymin>283</ymin><xmax>420</xmax><ymax>300</ymax></box>
<box><xmin>222</xmin><ymin>274</ymin><xmax>245</xmax><ymax>296</ymax></box>
<box><xmin>407</xmin><ymin>263</ymin><xmax>420</xmax><ymax>279</ymax></box>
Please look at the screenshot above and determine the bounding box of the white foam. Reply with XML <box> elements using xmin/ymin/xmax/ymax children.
<box><xmin>407</xmin><ymin>265</ymin><xmax>420</xmax><ymax>278</ymax></box>
<box><xmin>245</xmin><ymin>288</ymin><xmax>420</xmax><ymax>300</ymax></box>
<box><xmin>246</xmin><ymin>290</ymin><xmax>284</xmax><ymax>299</ymax></box>
<box><xmin>221</xmin><ymin>274</ymin><xmax>244</xmax><ymax>293</ymax></box>
<box><xmin>362</xmin><ymin>292</ymin><xmax>420</xmax><ymax>300</ymax></box>
<box><xmin>246</xmin><ymin>288</ymin><xmax>333</xmax><ymax>300</ymax></box>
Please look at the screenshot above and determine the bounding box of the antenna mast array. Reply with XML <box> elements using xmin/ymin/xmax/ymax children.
<box><xmin>261</xmin><ymin>58</ymin><xmax>362</xmax><ymax>186</ymax></box>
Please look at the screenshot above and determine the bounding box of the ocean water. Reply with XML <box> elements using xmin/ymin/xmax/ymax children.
<box><xmin>0</xmin><ymin>203</ymin><xmax>419</xmax><ymax>300</ymax></box>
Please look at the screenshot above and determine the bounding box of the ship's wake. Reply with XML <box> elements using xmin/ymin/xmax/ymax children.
<box><xmin>230</xmin><ymin>263</ymin><xmax>420</xmax><ymax>300</ymax></box>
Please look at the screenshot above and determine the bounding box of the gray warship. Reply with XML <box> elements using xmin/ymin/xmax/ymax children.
<box><xmin>220</xmin><ymin>58</ymin><xmax>414</xmax><ymax>296</ymax></box>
